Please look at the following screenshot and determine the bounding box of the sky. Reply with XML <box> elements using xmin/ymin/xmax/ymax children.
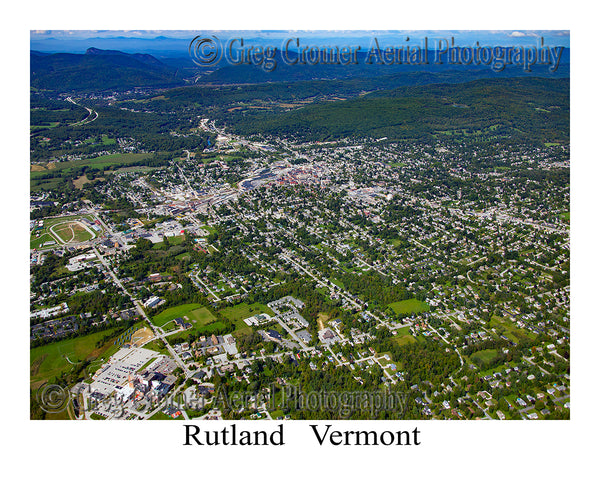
<box><xmin>30</xmin><ymin>30</ymin><xmax>570</xmax><ymax>55</ymax></box>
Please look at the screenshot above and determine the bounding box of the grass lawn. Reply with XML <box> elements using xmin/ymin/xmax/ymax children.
<box><xmin>165</xmin><ymin>319</ymin><xmax>228</xmax><ymax>344</ymax></box>
<box><xmin>219</xmin><ymin>302</ymin><xmax>275</xmax><ymax>322</ymax></box>
<box><xmin>470</xmin><ymin>349</ymin><xmax>499</xmax><ymax>367</ymax></box>
<box><xmin>30</xmin><ymin>232</ymin><xmax>55</xmax><ymax>249</ymax></box>
<box><xmin>30</xmin><ymin>327</ymin><xmax>120</xmax><ymax>387</ymax></box>
<box><xmin>152</xmin><ymin>303</ymin><xmax>226</xmax><ymax>340</ymax></box>
<box><xmin>377</xmin><ymin>352</ymin><xmax>395</xmax><ymax>366</ymax></box>
<box><xmin>152</xmin><ymin>235</ymin><xmax>186</xmax><ymax>249</ymax></box>
<box><xmin>72</xmin><ymin>175</ymin><xmax>92</xmax><ymax>189</ymax></box>
<box><xmin>114</xmin><ymin>166</ymin><xmax>157</xmax><ymax>174</ymax></box>
<box><xmin>101</xmin><ymin>135</ymin><xmax>116</xmax><ymax>145</ymax></box>
<box><xmin>388</xmin><ymin>298</ymin><xmax>430</xmax><ymax>315</ymax></box>
<box><xmin>149</xmin><ymin>410</ymin><xmax>185</xmax><ymax>420</ymax></box>
<box><xmin>394</xmin><ymin>326</ymin><xmax>412</xmax><ymax>337</ymax></box>
<box><xmin>143</xmin><ymin>339</ymin><xmax>170</xmax><ymax>355</ymax></box>
<box><xmin>220</xmin><ymin>302</ymin><xmax>275</xmax><ymax>336</ymax></box>
<box><xmin>151</xmin><ymin>303</ymin><xmax>213</xmax><ymax>327</ymax></box>
<box><xmin>392</xmin><ymin>334</ymin><xmax>417</xmax><ymax>347</ymax></box>
<box><xmin>43</xmin><ymin>214</ymin><xmax>95</xmax><ymax>228</ymax></box>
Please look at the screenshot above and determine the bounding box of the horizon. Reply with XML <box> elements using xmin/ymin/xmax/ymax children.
<box><xmin>30</xmin><ymin>30</ymin><xmax>570</xmax><ymax>56</ymax></box>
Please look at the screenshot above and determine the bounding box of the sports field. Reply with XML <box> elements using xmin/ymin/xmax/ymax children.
<box><xmin>30</xmin><ymin>214</ymin><xmax>102</xmax><ymax>249</ymax></box>
<box><xmin>52</xmin><ymin>221</ymin><xmax>94</xmax><ymax>243</ymax></box>
<box><xmin>151</xmin><ymin>303</ymin><xmax>217</xmax><ymax>328</ymax></box>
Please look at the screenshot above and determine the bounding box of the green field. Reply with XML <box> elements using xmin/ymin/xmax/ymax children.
<box><xmin>101</xmin><ymin>135</ymin><xmax>116</xmax><ymax>145</ymax></box>
<box><xmin>388</xmin><ymin>298</ymin><xmax>430</xmax><ymax>315</ymax></box>
<box><xmin>219</xmin><ymin>302</ymin><xmax>275</xmax><ymax>336</ymax></box>
<box><xmin>219</xmin><ymin>302</ymin><xmax>275</xmax><ymax>322</ymax></box>
<box><xmin>392</xmin><ymin>327</ymin><xmax>417</xmax><ymax>346</ymax></box>
<box><xmin>30</xmin><ymin>232</ymin><xmax>56</xmax><ymax>249</ymax></box>
<box><xmin>43</xmin><ymin>214</ymin><xmax>95</xmax><ymax>228</ymax></box>
<box><xmin>30</xmin><ymin>327</ymin><xmax>122</xmax><ymax>387</ymax></box>
<box><xmin>490</xmin><ymin>315</ymin><xmax>537</xmax><ymax>344</ymax></box>
<box><xmin>469</xmin><ymin>348</ymin><xmax>498</xmax><ymax>370</ymax></box>
<box><xmin>152</xmin><ymin>235</ymin><xmax>186</xmax><ymax>249</ymax></box>
<box><xmin>151</xmin><ymin>303</ymin><xmax>216</xmax><ymax>328</ymax></box>
<box><xmin>51</xmin><ymin>221</ymin><xmax>94</xmax><ymax>243</ymax></box>
<box><xmin>114</xmin><ymin>166</ymin><xmax>157</xmax><ymax>174</ymax></box>
<box><xmin>470</xmin><ymin>348</ymin><xmax>499</xmax><ymax>367</ymax></box>
<box><xmin>30</xmin><ymin>214</ymin><xmax>100</xmax><ymax>249</ymax></box>
<box><xmin>31</xmin><ymin>153</ymin><xmax>153</xmax><ymax>176</ymax></box>
<box><xmin>143</xmin><ymin>339</ymin><xmax>170</xmax><ymax>355</ymax></box>
<box><xmin>31</xmin><ymin>153</ymin><xmax>155</xmax><ymax>191</ymax></box>
<box><xmin>31</xmin><ymin>122</ymin><xmax>60</xmax><ymax>131</ymax></box>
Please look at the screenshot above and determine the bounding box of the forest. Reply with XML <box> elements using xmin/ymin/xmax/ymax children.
<box><xmin>221</xmin><ymin>77</ymin><xmax>569</xmax><ymax>144</ymax></box>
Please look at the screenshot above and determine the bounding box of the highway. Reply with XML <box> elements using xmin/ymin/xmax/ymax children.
<box><xmin>66</xmin><ymin>97</ymin><xmax>99</xmax><ymax>125</ymax></box>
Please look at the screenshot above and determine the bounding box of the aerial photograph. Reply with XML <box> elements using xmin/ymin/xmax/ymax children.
<box><xmin>29</xmin><ymin>29</ymin><xmax>570</xmax><ymax>422</ymax></box>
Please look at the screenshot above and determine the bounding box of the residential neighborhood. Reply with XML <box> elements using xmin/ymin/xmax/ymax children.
<box><xmin>31</xmin><ymin>123</ymin><xmax>570</xmax><ymax>421</ymax></box>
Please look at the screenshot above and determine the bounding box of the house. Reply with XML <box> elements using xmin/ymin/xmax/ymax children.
<box><xmin>181</xmin><ymin>351</ymin><xmax>192</xmax><ymax>360</ymax></box>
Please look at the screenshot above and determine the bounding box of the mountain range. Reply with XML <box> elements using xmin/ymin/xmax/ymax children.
<box><xmin>30</xmin><ymin>48</ymin><xmax>184</xmax><ymax>91</ymax></box>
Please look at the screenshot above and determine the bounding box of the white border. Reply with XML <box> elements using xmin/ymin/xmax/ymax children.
<box><xmin>6</xmin><ymin>1</ymin><xmax>596</xmax><ymax>478</ymax></box>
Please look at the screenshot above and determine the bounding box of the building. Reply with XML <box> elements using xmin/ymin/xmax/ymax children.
<box><xmin>143</xmin><ymin>296</ymin><xmax>162</xmax><ymax>308</ymax></box>
<box><xmin>266</xmin><ymin>329</ymin><xmax>282</xmax><ymax>342</ymax></box>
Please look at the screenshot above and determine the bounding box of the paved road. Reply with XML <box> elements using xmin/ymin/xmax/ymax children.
<box><xmin>190</xmin><ymin>270</ymin><xmax>221</xmax><ymax>301</ymax></box>
<box><xmin>66</xmin><ymin>97</ymin><xmax>99</xmax><ymax>125</ymax></box>
<box><xmin>523</xmin><ymin>356</ymin><xmax>551</xmax><ymax>376</ymax></box>
<box><xmin>92</xmin><ymin>246</ymin><xmax>190</xmax><ymax>377</ymax></box>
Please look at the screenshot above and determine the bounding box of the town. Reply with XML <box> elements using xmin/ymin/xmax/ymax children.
<box><xmin>30</xmin><ymin>114</ymin><xmax>570</xmax><ymax>421</ymax></box>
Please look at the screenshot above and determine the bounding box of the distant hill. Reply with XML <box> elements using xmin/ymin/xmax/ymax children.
<box><xmin>194</xmin><ymin>49</ymin><xmax>569</xmax><ymax>85</ymax></box>
<box><xmin>224</xmin><ymin>77</ymin><xmax>570</xmax><ymax>144</ymax></box>
<box><xmin>30</xmin><ymin>48</ymin><xmax>184</xmax><ymax>91</ymax></box>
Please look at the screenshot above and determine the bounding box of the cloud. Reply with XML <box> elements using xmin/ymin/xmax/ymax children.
<box><xmin>509</xmin><ymin>31</ymin><xmax>540</xmax><ymax>38</ymax></box>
